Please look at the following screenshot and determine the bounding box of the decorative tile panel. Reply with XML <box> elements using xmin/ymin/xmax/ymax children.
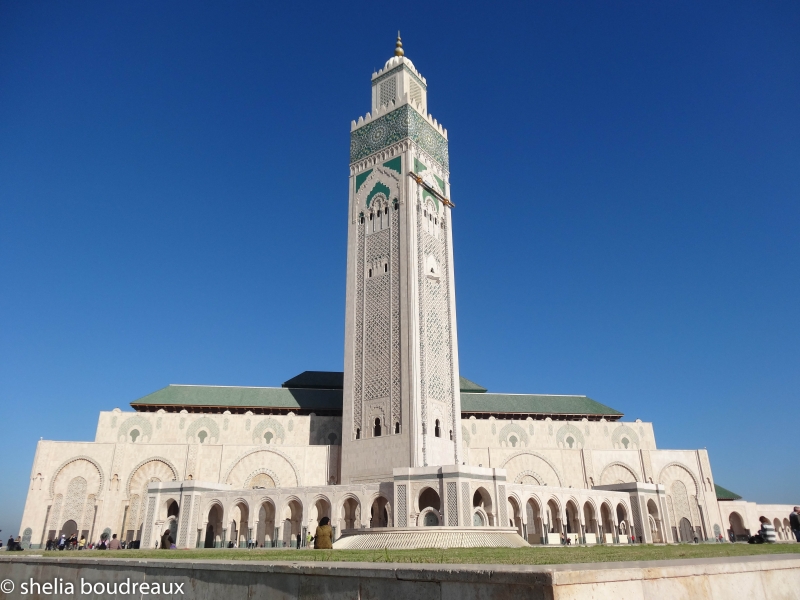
<box><xmin>446</xmin><ymin>482</ymin><xmax>458</xmax><ymax>526</ymax></box>
<box><xmin>351</xmin><ymin>104</ymin><xmax>448</xmax><ymax>170</ymax></box>
<box><xmin>397</xmin><ymin>484</ymin><xmax>407</xmax><ymax>527</ymax></box>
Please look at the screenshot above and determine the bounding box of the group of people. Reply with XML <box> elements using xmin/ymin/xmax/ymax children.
<box><xmin>4</xmin><ymin>536</ymin><xmax>24</xmax><ymax>551</ymax></box>
<box><xmin>41</xmin><ymin>533</ymin><xmax>138</xmax><ymax>551</ymax></box>
<box><xmin>749</xmin><ymin>507</ymin><xmax>800</xmax><ymax>544</ymax></box>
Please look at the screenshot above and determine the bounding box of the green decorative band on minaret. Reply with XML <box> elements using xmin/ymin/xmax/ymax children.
<box><xmin>350</xmin><ymin>104</ymin><xmax>449</xmax><ymax>170</ymax></box>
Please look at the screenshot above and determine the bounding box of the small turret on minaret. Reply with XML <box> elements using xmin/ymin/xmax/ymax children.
<box><xmin>371</xmin><ymin>34</ymin><xmax>427</xmax><ymax>114</ymax></box>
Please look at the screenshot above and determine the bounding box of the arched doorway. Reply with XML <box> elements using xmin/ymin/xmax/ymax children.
<box><xmin>310</xmin><ymin>497</ymin><xmax>331</xmax><ymax>535</ymax></box>
<box><xmin>419</xmin><ymin>487</ymin><xmax>441</xmax><ymax>526</ymax></box>
<box><xmin>525</xmin><ymin>498</ymin><xmax>543</xmax><ymax>543</ymax></box>
<box><xmin>257</xmin><ymin>501</ymin><xmax>276</xmax><ymax>547</ymax></box>
<box><xmin>370</xmin><ymin>496</ymin><xmax>389</xmax><ymax>527</ymax></box>
<box><xmin>508</xmin><ymin>496</ymin><xmax>522</xmax><ymax>534</ymax></box>
<box><xmin>472</xmin><ymin>487</ymin><xmax>494</xmax><ymax>526</ymax></box>
<box><xmin>282</xmin><ymin>500</ymin><xmax>302</xmax><ymax>547</ymax></box>
<box><xmin>616</xmin><ymin>503</ymin><xmax>630</xmax><ymax>543</ymax></box>
<box><xmin>565</xmin><ymin>500</ymin><xmax>580</xmax><ymax>543</ymax></box>
<box><xmin>679</xmin><ymin>517</ymin><xmax>693</xmax><ymax>542</ymax></box>
<box><xmin>545</xmin><ymin>498</ymin><xmax>564</xmax><ymax>543</ymax></box>
<box><xmin>600</xmin><ymin>503</ymin><xmax>614</xmax><ymax>543</ymax></box>
<box><xmin>728</xmin><ymin>511</ymin><xmax>747</xmax><ymax>542</ymax></box>
<box><xmin>204</xmin><ymin>504</ymin><xmax>223</xmax><ymax>548</ymax></box>
<box><xmin>60</xmin><ymin>519</ymin><xmax>78</xmax><ymax>539</ymax></box>
<box><xmin>647</xmin><ymin>499</ymin><xmax>663</xmax><ymax>543</ymax></box>
<box><xmin>230</xmin><ymin>501</ymin><xmax>249</xmax><ymax>548</ymax></box>
<box><xmin>583</xmin><ymin>502</ymin><xmax>598</xmax><ymax>543</ymax></box>
<box><xmin>773</xmin><ymin>518</ymin><xmax>783</xmax><ymax>540</ymax></box>
<box><xmin>341</xmin><ymin>497</ymin><xmax>360</xmax><ymax>530</ymax></box>
<box><xmin>165</xmin><ymin>500</ymin><xmax>179</xmax><ymax>547</ymax></box>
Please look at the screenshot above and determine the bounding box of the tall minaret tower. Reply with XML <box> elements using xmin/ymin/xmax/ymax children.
<box><xmin>341</xmin><ymin>36</ymin><xmax>462</xmax><ymax>484</ymax></box>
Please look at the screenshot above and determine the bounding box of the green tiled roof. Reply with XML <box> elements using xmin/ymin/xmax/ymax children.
<box><xmin>460</xmin><ymin>393</ymin><xmax>623</xmax><ymax>418</ymax></box>
<box><xmin>131</xmin><ymin>385</ymin><xmax>343</xmax><ymax>411</ymax></box>
<box><xmin>715</xmin><ymin>484</ymin><xmax>742</xmax><ymax>501</ymax></box>
<box><xmin>131</xmin><ymin>378</ymin><xmax>623</xmax><ymax>419</ymax></box>
<box><xmin>282</xmin><ymin>371</ymin><xmax>344</xmax><ymax>390</ymax></box>
<box><xmin>459</xmin><ymin>376</ymin><xmax>487</xmax><ymax>393</ymax></box>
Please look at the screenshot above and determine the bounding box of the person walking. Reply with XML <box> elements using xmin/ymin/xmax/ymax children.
<box><xmin>313</xmin><ymin>517</ymin><xmax>333</xmax><ymax>549</ymax></box>
<box><xmin>759</xmin><ymin>517</ymin><xmax>777</xmax><ymax>543</ymax></box>
<box><xmin>790</xmin><ymin>507</ymin><xmax>800</xmax><ymax>543</ymax></box>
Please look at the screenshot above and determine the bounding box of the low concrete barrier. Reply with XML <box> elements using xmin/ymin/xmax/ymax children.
<box><xmin>0</xmin><ymin>553</ymin><xmax>798</xmax><ymax>599</ymax></box>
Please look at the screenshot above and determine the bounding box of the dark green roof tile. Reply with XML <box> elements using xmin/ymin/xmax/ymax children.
<box><xmin>715</xmin><ymin>484</ymin><xmax>742</xmax><ymax>501</ymax></box>
<box><xmin>131</xmin><ymin>385</ymin><xmax>342</xmax><ymax>411</ymax></box>
<box><xmin>459</xmin><ymin>376</ymin><xmax>487</xmax><ymax>393</ymax></box>
<box><xmin>460</xmin><ymin>392</ymin><xmax>623</xmax><ymax>418</ymax></box>
<box><xmin>281</xmin><ymin>371</ymin><xmax>344</xmax><ymax>390</ymax></box>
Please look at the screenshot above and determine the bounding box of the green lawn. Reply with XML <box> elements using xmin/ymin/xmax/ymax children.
<box><xmin>19</xmin><ymin>543</ymin><xmax>800</xmax><ymax>566</ymax></box>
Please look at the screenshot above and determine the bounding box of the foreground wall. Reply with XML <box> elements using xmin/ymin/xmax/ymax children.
<box><xmin>1</xmin><ymin>554</ymin><xmax>799</xmax><ymax>600</ymax></box>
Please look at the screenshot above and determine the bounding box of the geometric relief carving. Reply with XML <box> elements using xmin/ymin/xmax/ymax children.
<box><xmin>599</xmin><ymin>462</ymin><xmax>639</xmax><ymax>485</ymax></box>
<box><xmin>223</xmin><ymin>449</ymin><xmax>300</xmax><ymax>488</ymax></box>
<box><xmin>117</xmin><ymin>415</ymin><xmax>153</xmax><ymax>443</ymax></box>
<box><xmin>498</xmin><ymin>422</ymin><xmax>528</xmax><ymax>448</ymax></box>
<box><xmin>446</xmin><ymin>482</ymin><xmax>458</xmax><ymax>526</ymax></box>
<box><xmin>396</xmin><ymin>484</ymin><xmax>407</xmax><ymax>527</ymax></box>
<box><xmin>611</xmin><ymin>425</ymin><xmax>640</xmax><ymax>450</ymax></box>
<box><xmin>501</xmin><ymin>452</ymin><xmax>563</xmax><ymax>487</ymax></box>
<box><xmin>185</xmin><ymin>417</ymin><xmax>220</xmax><ymax>444</ymax></box>
<box><xmin>461</xmin><ymin>482</ymin><xmax>471</xmax><ymax>527</ymax></box>
<box><xmin>555</xmin><ymin>424</ymin><xmax>585</xmax><ymax>449</ymax></box>
<box><xmin>50</xmin><ymin>457</ymin><xmax>104</xmax><ymax>499</ymax></box>
<box><xmin>350</xmin><ymin>104</ymin><xmax>449</xmax><ymax>171</ymax></box>
<box><xmin>353</xmin><ymin>220</ymin><xmax>365</xmax><ymax>435</ymax></box>
<box><xmin>251</xmin><ymin>418</ymin><xmax>285</xmax><ymax>445</ymax></box>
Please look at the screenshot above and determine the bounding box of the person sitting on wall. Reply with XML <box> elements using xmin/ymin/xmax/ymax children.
<box><xmin>313</xmin><ymin>517</ymin><xmax>333</xmax><ymax>549</ymax></box>
<box><xmin>160</xmin><ymin>529</ymin><xmax>174</xmax><ymax>550</ymax></box>
<box><xmin>758</xmin><ymin>517</ymin><xmax>777</xmax><ymax>543</ymax></box>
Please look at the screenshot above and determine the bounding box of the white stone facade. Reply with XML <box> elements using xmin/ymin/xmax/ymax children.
<box><xmin>16</xmin><ymin>41</ymin><xmax>796</xmax><ymax>550</ymax></box>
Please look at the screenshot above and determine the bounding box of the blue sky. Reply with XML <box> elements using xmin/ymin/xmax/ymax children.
<box><xmin>1</xmin><ymin>1</ymin><xmax>798</xmax><ymax>535</ymax></box>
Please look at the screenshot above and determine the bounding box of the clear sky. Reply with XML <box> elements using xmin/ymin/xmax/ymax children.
<box><xmin>1</xmin><ymin>1</ymin><xmax>798</xmax><ymax>535</ymax></box>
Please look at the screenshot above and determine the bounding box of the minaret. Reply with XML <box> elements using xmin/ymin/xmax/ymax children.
<box><xmin>341</xmin><ymin>36</ymin><xmax>462</xmax><ymax>484</ymax></box>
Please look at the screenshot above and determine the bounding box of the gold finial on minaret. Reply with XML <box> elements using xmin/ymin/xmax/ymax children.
<box><xmin>394</xmin><ymin>32</ymin><xmax>404</xmax><ymax>57</ymax></box>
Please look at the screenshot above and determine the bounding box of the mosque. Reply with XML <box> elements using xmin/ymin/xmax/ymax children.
<box><xmin>18</xmin><ymin>38</ymin><xmax>795</xmax><ymax>550</ymax></box>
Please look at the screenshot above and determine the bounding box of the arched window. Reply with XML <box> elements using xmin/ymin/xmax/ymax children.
<box><xmin>264</xmin><ymin>431</ymin><xmax>273</xmax><ymax>444</ymax></box>
<box><xmin>360</xmin><ymin>214</ymin><xmax>364</xmax><ymax>224</ymax></box>
<box><xmin>384</xmin><ymin>263</ymin><xmax>388</xmax><ymax>272</ymax></box>
<box><xmin>395</xmin><ymin>422</ymin><xmax>400</xmax><ymax>434</ymax></box>
<box><xmin>356</xmin><ymin>428</ymin><xmax>361</xmax><ymax>440</ymax></box>
<box><xmin>374</xmin><ymin>418</ymin><xmax>382</xmax><ymax>437</ymax></box>
<box><xmin>434</xmin><ymin>420</ymin><xmax>441</xmax><ymax>438</ymax></box>
<box><xmin>370</xmin><ymin>213</ymin><xmax>373</xmax><ymax>220</ymax></box>
<box><xmin>197</xmin><ymin>430</ymin><xmax>207</xmax><ymax>444</ymax></box>
<box><xmin>384</xmin><ymin>206</ymin><xmax>388</xmax><ymax>215</ymax></box>
<box><xmin>449</xmin><ymin>430</ymin><xmax>453</xmax><ymax>441</ymax></box>
<box><xmin>368</xmin><ymin>268</ymin><xmax>372</xmax><ymax>277</ymax></box>
<box><xmin>327</xmin><ymin>432</ymin><xmax>338</xmax><ymax>445</ymax></box>
<box><xmin>130</xmin><ymin>429</ymin><xmax>140</xmax><ymax>443</ymax></box>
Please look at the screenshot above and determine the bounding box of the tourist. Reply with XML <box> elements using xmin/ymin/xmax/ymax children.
<box><xmin>296</xmin><ymin>533</ymin><xmax>301</xmax><ymax>548</ymax></box>
<box><xmin>790</xmin><ymin>507</ymin><xmax>800</xmax><ymax>542</ymax></box>
<box><xmin>58</xmin><ymin>535</ymin><xmax>66</xmax><ymax>550</ymax></box>
<box><xmin>108</xmin><ymin>534</ymin><xmax>121</xmax><ymax>550</ymax></box>
<box><xmin>160</xmin><ymin>529</ymin><xmax>174</xmax><ymax>550</ymax></box>
<box><xmin>306</xmin><ymin>531</ymin><xmax>313</xmax><ymax>547</ymax></box>
<box><xmin>313</xmin><ymin>517</ymin><xmax>332</xmax><ymax>549</ymax></box>
<box><xmin>6</xmin><ymin>536</ymin><xmax>14</xmax><ymax>551</ymax></box>
<box><xmin>78</xmin><ymin>535</ymin><xmax>86</xmax><ymax>550</ymax></box>
<box><xmin>759</xmin><ymin>517</ymin><xmax>777</xmax><ymax>543</ymax></box>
